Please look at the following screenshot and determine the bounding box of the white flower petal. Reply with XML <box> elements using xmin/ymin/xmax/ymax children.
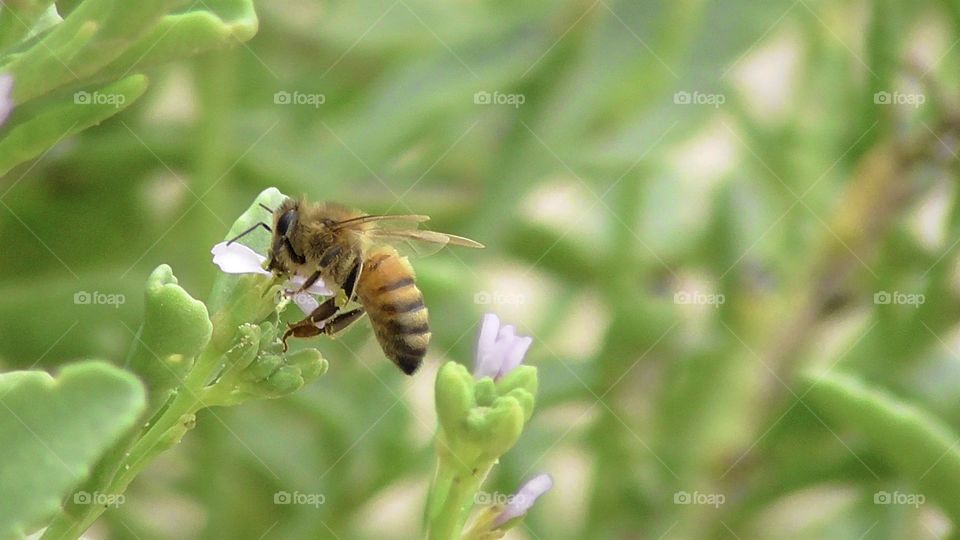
<box><xmin>473</xmin><ymin>313</ymin><xmax>502</xmax><ymax>378</ymax></box>
<box><xmin>497</xmin><ymin>336</ymin><xmax>532</xmax><ymax>379</ymax></box>
<box><xmin>493</xmin><ymin>473</ymin><xmax>553</xmax><ymax>527</ymax></box>
<box><xmin>287</xmin><ymin>274</ymin><xmax>333</xmax><ymax>296</ymax></box>
<box><xmin>0</xmin><ymin>74</ymin><xmax>13</xmax><ymax>127</ymax></box>
<box><xmin>211</xmin><ymin>242</ymin><xmax>271</xmax><ymax>275</ymax></box>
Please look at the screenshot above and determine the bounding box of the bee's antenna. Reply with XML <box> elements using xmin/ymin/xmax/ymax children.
<box><xmin>226</xmin><ymin>222</ymin><xmax>272</xmax><ymax>245</ymax></box>
<box><xmin>259</xmin><ymin>203</ymin><xmax>275</xmax><ymax>213</ymax></box>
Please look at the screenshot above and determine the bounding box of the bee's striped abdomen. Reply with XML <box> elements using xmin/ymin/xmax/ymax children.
<box><xmin>356</xmin><ymin>246</ymin><xmax>430</xmax><ymax>375</ymax></box>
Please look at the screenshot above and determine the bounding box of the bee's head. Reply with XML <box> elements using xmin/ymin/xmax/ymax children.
<box><xmin>267</xmin><ymin>198</ymin><xmax>305</xmax><ymax>274</ymax></box>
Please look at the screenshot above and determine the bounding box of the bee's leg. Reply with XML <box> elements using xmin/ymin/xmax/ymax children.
<box><xmin>341</xmin><ymin>259</ymin><xmax>361</xmax><ymax>303</ymax></box>
<box><xmin>281</xmin><ymin>298</ymin><xmax>340</xmax><ymax>350</ymax></box>
<box><xmin>321</xmin><ymin>307</ymin><xmax>365</xmax><ymax>336</ymax></box>
<box><xmin>295</xmin><ymin>269</ymin><xmax>323</xmax><ymax>293</ymax></box>
<box><xmin>281</xmin><ymin>307</ymin><xmax>365</xmax><ymax>349</ymax></box>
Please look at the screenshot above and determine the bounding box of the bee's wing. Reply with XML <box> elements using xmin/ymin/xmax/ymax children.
<box><xmin>368</xmin><ymin>229</ymin><xmax>484</xmax><ymax>257</ymax></box>
<box><xmin>335</xmin><ymin>214</ymin><xmax>483</xmax><ymax>257</ymax></box>
<box><xmin>332</xmin><ymin>214</ymin><xmax>431</xmax><ymax>228</ymax></box>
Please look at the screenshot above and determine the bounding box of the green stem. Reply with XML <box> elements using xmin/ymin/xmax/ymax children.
<box><xmin>426</xmin><ymin>447</ymin><xmax>493</xmax><ymax>540</ymax></box>
<box><xmin>41</xmin><ymin>345</ymin><xmax>228</xmax><ymax>539</ymax></box>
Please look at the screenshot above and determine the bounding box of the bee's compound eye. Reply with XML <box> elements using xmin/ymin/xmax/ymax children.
<box><xmin>277</xmin><ymin>210</ymin><xmax>297</xmax><ymax>236</ymax></box>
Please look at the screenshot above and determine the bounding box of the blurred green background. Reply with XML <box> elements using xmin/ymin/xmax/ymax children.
<box><xmin>5</xmin><ymin>0</ymin><xmax>960</xmax><ymax>538</ymax></box>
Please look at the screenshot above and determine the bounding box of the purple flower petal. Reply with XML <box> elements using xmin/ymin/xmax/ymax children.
<box><xmin>473</xmin><ymin>313</ymin><xmax>502</xmax><ymax>378</ymax></box>
<box><xmin>0</xmin><ymin>74</ymin><xmax>13</xmax><ymax>127</ymax></box>
<box><xmin>473</xmin><ymin>313</ymin><xmax>533</xmax><ymax>380</ymax></box>
<box><xmin>498</xmin><ymin>336</ymin><xmax>532</xmax><ymax>378</ymax></box>
<box><xmin>493</xmin><ymin>473</ymin><xmax>553</xmax><ymax>527</ymax></box>
<box><xmin>211</xmin><ymin>241</ymin><xmax>271</xmax><ymax>275</ymax></box>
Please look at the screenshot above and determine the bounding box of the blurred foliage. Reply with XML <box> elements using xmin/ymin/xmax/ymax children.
<box><xmin>5</xmin><ymin>0</ymin><xmax>960</xmax><ymax>538</ymax></box>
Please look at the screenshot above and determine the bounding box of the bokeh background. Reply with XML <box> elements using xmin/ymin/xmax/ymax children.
<box><xmin>4</xmin><ymin>0</ymin><xmax>960</xmax><ymax>538</ymax></box>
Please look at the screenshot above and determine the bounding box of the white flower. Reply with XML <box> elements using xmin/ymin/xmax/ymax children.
<box><xmin>492</xmin><ymin>473</ymin><xmax>553</xmax><ymax>527</ymax></box>
<box><xmin>211</xmin><ymin>241</ymin><xmax>332</xmax><ymax>317</ymax></box>
<box><xmin>0</xmin><ymin>74</ymin><xmax>13</xmax><ymax>127</ymax></box>
<box><xmin>211</xmin><ymin>241</ymin><xmax>271</xmax><ymax>276</ymax></box>
<box><xmin>473</xmin><ymin>313</ymin><xmax>533</xmax><ymax>380</ymax></box>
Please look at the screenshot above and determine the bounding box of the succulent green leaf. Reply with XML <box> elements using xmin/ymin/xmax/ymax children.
<box><xmin>285</xmin><ymin>348</ymin><xmax>328</xmax><ymax>382</ymax></box>
<box><xmin>435</xmin><ymin>361</ymin><xmax>475</xmax><ymax>439</ymax></box>
<box><xmin>3</xmin><ymin>0</ymin><xmax>177</xmax><ymax>104</ymax></box>
<box><xmin>0</xmin><ymin>74</ymin><xmax>147</xmax><ymax>176</ymax></box>
<box><xmin>127</xmin><ymin>264</ymin><xmax>212</xmax><ymax>404</ymax></box>
<box><xmin>0</xmin><ymin>0</ymin><xmax>58</xmax><ymax>52</ymax></box>
<box><xmin>802</xmin><ymin>371</ymin><xmax>960</xmax><ymax>521</ymax></box>
<box><xmin>97</xmin><ymin>0</ymin><xmax>259</xmax><ymax>82</ymax></box>
<box><xmin>466</xmin><ymin>395</ymin><xmax>524</xmax><ymax>459</ymax></box>
<box><xmin>0</xmin><ymin>361</ymin><xmax>146</xmax><ymax>538</ymax></box>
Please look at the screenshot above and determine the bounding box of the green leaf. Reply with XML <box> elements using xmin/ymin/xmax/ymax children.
<box><xmin>2</xmin><ymin>0</ymin><xmax>177</xmax><ymax>104</ymax></box>
<box><xmin>0</xmin><ymin>0</ymin><xmax>58</xmax><ymax>52</ymax></box>
<box><xmin>97</xmin><ymin>0</ymin><xmax>258</xmax><ymax>82</ymax></box>
<box><xmin>0</xmin><ymin>361</ymin><xmax>146</xmax><ymax>538</ymax></box>
<box><xmin>802</xmin><ymin>371</ymin><xmax>960</xmax><ymax>521</ymax></box>
<box><xmin>0</xmin><ymin>74</ymin><xmax>148</xmax><ymax>176</ymax></box>
<box><xmin>127</xmin><ymin>264</ymin><xmax>212</xmax><ymax>406</ymax></box>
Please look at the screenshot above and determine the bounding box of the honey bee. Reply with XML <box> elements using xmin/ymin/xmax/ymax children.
<box><xmin>228</xmin><ymin>197</ymin><xmax>483</xmax><ymax>375</ymax></box>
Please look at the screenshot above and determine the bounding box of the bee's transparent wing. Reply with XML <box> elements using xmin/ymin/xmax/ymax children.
<box><xmin>335</xmin><ymin>214</ymin><xmax>483</xmax><ymax>257</ymax></box>
<box><xmin>368</xmin><ymin>228</ymin><xmax>484</xmax><ymax>258</ymax></box>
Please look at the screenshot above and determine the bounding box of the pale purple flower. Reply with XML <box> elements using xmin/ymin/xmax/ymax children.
<box><xmin>473</xmin><ymin>313</ymin><xmax>533</xmax><ymax>380</ymax></box>
<box><xmin>0</xmin><ymin>74</ymin><xmax>13</xmax><ymax>127</ymax></box>
<box><xmin>492</xmin><ymin>473</ymin><xmax>553</xmax><ymax>527</ymax></box>
<box><xmin>211</xmin><ymin>241</ymin><xmax>332</xmax><ymax>316</ymax></box>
